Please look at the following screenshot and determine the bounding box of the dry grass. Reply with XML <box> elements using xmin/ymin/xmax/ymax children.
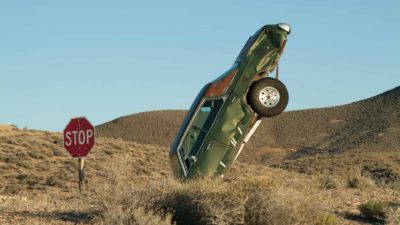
<box><xmin>93</xmin><ymin>156</ymin><xmax>327</xmax><ymax>225</ymax></box>
<box><xmin>346</xmin><ymin>167</ymin><xmax>375</xmax><ymax>190</ymax></box>
<box><xmin>93</xmin><ymin>156</ymin><xmax>173</xmax><ymax>225</ymax></box>
<box><xmin>1</xmin><ymin>127</ymin><xmax>400</xmax><ymax>225</ymax></box>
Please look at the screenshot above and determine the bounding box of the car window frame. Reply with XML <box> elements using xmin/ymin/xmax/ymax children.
<box><xmin>177</xmin><ymin>96</ymin><xmax>226</xmax><ymax>176</ymax></box>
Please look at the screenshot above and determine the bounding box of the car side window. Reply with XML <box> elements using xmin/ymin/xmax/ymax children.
<box><xmin>192</xmin><ymin>99</ymin><xmax>224</xmax><ymax>132</ymax></box>
<box><xmin>180</xmin><ymin>98</ymin><xmax>224</xmax><ymax>170</ymax></box>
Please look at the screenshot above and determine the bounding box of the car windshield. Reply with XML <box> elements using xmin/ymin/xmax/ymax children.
<box><xmin>179</xmin><ymin>98</ymin><xmax>224</xmax><ymax>171</ymax></box>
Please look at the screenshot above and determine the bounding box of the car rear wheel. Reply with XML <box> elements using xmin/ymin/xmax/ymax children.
<box><xmin>247</xmin><ymin>78</ymin><xmax>288</xmax><ymax>117</ymax></box>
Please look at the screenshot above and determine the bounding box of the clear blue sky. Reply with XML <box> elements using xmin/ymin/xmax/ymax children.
<box><xmin>1</xmin><ymin>1</ymin><xmax>399</xmax><ymax>131</ymax></box>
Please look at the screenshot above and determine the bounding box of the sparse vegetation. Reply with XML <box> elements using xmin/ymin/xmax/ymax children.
<box><xmin>244</xmin><ymin>190</ymin><xmax>320</xmax><ymax>225</ymax></box>
<box><xmin>1</xmin><ymin>107</ymin><xmax>400</xmax><ymax>225</ymax></box>
<box><xmin>346</xmin><ymin>167</ymin><xmax>375</xmax><ymax>189</ymax></box>
<box><xmin>312</xmin><ymin>169</ymin><xmax>338</xmax><ymax>189</ymax></box>
<box><xmin>94</xmin><ymin>158</ymin><xmax>324</xmax><ymax>225</ymax></box>
<box><xmin>318</xmin><ymin>213</ymin><xmax>337</xmax><ymax>225</ymax></box>
<box><xmin>362</xmin><ymin>164</ymin><xmax>400</xmax><ymax>189</ymax></box>
<box><xmin>347</xmin><ymin>177</ymin><xmax>360</xmax><ymax>188</ymax></box>
<box><xmin>358</xmin><ymin>201</ymin><xmax>386</xmax><ymax>221</ymax></box>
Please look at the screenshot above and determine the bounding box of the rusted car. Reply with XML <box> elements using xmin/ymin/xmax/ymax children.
<box><xmin>170</xmin><ymin>23</ymin><xmax>291</xmax><ymax>180</ymax></box>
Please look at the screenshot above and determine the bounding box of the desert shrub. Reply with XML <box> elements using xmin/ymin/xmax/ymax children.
<box><xmin>394</xmin><ymin>152</ymin><xmax>400</xmax><ymax>164</ymax></box>
<box><xmin>52</xmin><ymin>138</ymin><xmax>61</xmax><ymax>145</ymax></box>
<box><xmin>27</xmin><ymin>150</ymin><xmax>45</xmax><ymax>159</ymax></box>
<box><xmin>15</xmin><ymin>151</ymin><xmax>29</xmax><ymax>160</ymax></box>
<box><xmin>16</xmin><ymin>174</ymin><xmax>27</xmax><ymax>181</ymax></box>
<box><xmin>244</xmin><ymin>190</ymin><xmax>320</xmax><ymax>225</ymax></box>
<box><xmin>110</xmin><ymin>143</ymin><xmax>123</xmax><ymax>150</ymax></box>
<box><xmin>387</xmin><ymin>206</ymin><xmax>400</xmax><ymax>224</ymax></box>
<box><xmin>0</xmin><ymin>178</ymin><xmax>5</xmax><ymax>193</ymax></box>
<box><xmin>25</xmin><ymin>175</ymin><xmax>44</xmax><ymax>189</ymax></box>
<box><xmin>94</xmin><ymin>156</ymin><xmax>327</xmax><ymax>225</ymax></box>
<box><xmin>16</xmin><ymin>160</ymin><xmax>32</xmax><ymax>169</ymax></box>
<box><xmin>142</xmin><ymin>177</ymin><xmax>321</xmax><ymax>225</ymax></box>
<box><xmin>390</xmin><ymin>179</ymin><xmax>400</xmax><ymax>192</ymax></box>
<box><xmin>143</xmin><ymin>176</ymin><xmax>283</xmax><ymax>225</ymax></box>
<box><xmin>317</xmin><ymin>213</ymin><xmax>337</xmax><ymax>225</ymax></box>
<box><xmin>151</xmin><ymin>188</ymin><xmax>212</xmax><ymax>225</ymax></box>
<box><xmin>45</xmin><ymin>176</ymin><xmax>57</xmax><ymax>186</ymax></box>
<box><xmin>312</xmin><ymin>172</ymin><xmax>338</xmax><ymax>189</ymax></box>
<box><xmin>98</xmin><ymin>206</ymin><xmax>173</xmax><ymax>225</ymax></box>
<box><xmin>347</xmin><ymin>177</ymin><xmax>360</xmax><ymax>188</ymax></box>
<box><xmin>3</xmin><ymin>155</ymin><xmax>18</xmax><ymax>164</ymax></box>
<box><xmin>4</xmin><ymin>183</ymin><xmax>23</xmax><ymax>194</ymax></box>
<box><xmin>94</xmin><ymin>159</ymin><xmax>173</xmax><ymax>225</ymax></box>
<box><xmin>346</xmin><ymin>168</ymin><xmax>375</xmax><ymax>189</ymax></box>
<box><xmin>358</xmin><ymin>201</ymin><xmax>386</xmax><ymax>221</ymax></box>
<box><xmin>45</xmin><ymin>176</ymin><xmax>66</xmax><ymax>188</ymax></box>
<box><xmin>0</xmin><ymin>135</ymin><xmax>9</xmax><ymax>143</ymax></box>
<box><xmin>104</xmin><ymin>149</ymin><xmax>113</xmax><ymax>155</ymax></box>
<box><xmin>362</xmin><ymin>164</ymin><xmax>400</xmax><ymax>185</ymax></box>
<box><xmin>52</xmin><ymin>147</ymin><xmax>64</xmax><ymax>156</ymax></box>
<box><xmin>4</xmin><ymin>138</ymin><xmax>18</xmax><ymax>145</ymax></box>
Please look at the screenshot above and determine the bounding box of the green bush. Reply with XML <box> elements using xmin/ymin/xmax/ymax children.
<box><xmin>358</xmin><ymin>201</ymin><xmax>386</xmax><ymax>221</ymax></box>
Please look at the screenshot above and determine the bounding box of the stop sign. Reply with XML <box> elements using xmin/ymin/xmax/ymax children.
<box><xmin>63</xmin><ymin>117</ymin><xmax>95</xmax><ymax>157</ymax></box>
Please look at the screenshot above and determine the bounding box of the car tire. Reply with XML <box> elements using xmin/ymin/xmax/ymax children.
<box><xmin>247</xmin><ymin>78</ymin><xmax>288</xmax><ymax>117</ymax></box>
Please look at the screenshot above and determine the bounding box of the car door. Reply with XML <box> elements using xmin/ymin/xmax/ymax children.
<box><xmin>177</xmin><ymin>98</ymin><xmax>225</xmax><ymax>175</ymax></box>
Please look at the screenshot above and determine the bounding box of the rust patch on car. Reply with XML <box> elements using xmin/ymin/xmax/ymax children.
<box><xmin>205</xmin><ymin>71</ymin><xmax>236</xmax><ymax>97</ymax></box>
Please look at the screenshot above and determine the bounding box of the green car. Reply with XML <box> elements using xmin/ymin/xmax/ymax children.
<box><xmin>170</xmin><ymin>23</ymin><xmax>291</xmax><ymax>180</ymax></box>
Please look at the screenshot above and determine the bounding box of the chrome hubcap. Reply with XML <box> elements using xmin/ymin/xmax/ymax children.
<box><xmin>259</xmin><ymin>87</ymin><xmax>280</xmax><ymax>108</ymax></box>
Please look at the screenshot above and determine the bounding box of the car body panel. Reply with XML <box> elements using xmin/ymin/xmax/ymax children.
<box><xmin>170</xmin><ymin>24</ymin><xmax>290</xmax><ymax>180</ymax></box>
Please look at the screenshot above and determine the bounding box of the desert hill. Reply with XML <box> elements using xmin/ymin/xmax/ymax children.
<box><xmin>96</xmin><ymin>110</ymin><xmax>187</xmax><ymax>147</ymax></box>
<box><xmin>95</xmin><ymin>86</ymin><xmax>400</xmax><ymax>179</ymax></box>
<box><xmin>242</xmin><ymin>86</ymin><xmax>400</xmax><ymax>176</ymax></box>
<box><xmin>249</xmin><ymin>85</ymin><xmax>400</xmax><ymax>153</ymax></box>
<box><xmin>97</xmin><ymin>86</ymin><xmax>400</xmax><ymax>153</ymax></box>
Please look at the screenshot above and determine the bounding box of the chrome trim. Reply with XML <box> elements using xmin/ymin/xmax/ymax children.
<box><xmin>233</xmin><ymin>143</ymin><xmax>245</xmax><ymax>162</ymax></box>
<box><xmin>277</xmin><ymin>23</ymin><xmax>291</xmax><ymax>34</ymax></box>
<box><xmin>177</xmin><ymin>148</ymin><xmax>188</xmax><ymax>177</ymax></box>
<box><xmin>233</xmin><ymin>120</ymin><xmax>262</xmax><ymax>162</ymax></box>
<box><xmin>244</xmin><ymin>120</ymin><xmax>262</xmax><ymax>143</ymax></box>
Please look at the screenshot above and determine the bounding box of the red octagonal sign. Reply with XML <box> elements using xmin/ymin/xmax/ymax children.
<box><xmin>63</xmin><ymin>117</ymin><xmax>95</xmax><ymax>157</ymax></box>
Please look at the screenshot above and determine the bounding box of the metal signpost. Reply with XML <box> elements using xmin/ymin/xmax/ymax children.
<box><xmin>63</xmin><ymin>117</ymin><xmax>95</xmax><ymax>193</ymax></box>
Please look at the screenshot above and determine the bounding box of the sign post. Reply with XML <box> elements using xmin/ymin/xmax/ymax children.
<box><xmin>63</xmin><ymin>117</ymin><xmax>95</xmax><ymax>193</ymax></box>
<box><xmin>78</xmin><ymin>157</ymin><xmax>85</xmax><ymax>192</ymax></box>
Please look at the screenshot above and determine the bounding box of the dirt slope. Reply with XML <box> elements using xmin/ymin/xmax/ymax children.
<box><xmin>96</xmin><ymin>110</ymin><xmax>187</xmax><ymax>147</ymax></box>
<box><xmin>249</xmin><ymin>85</ymin><xmax>400</xmax><ymax>153</ymax></box>
<box><xmin>0</xmin><ymin>128</ymin><xmax>170</xmax><ymax>197</ymax></box>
